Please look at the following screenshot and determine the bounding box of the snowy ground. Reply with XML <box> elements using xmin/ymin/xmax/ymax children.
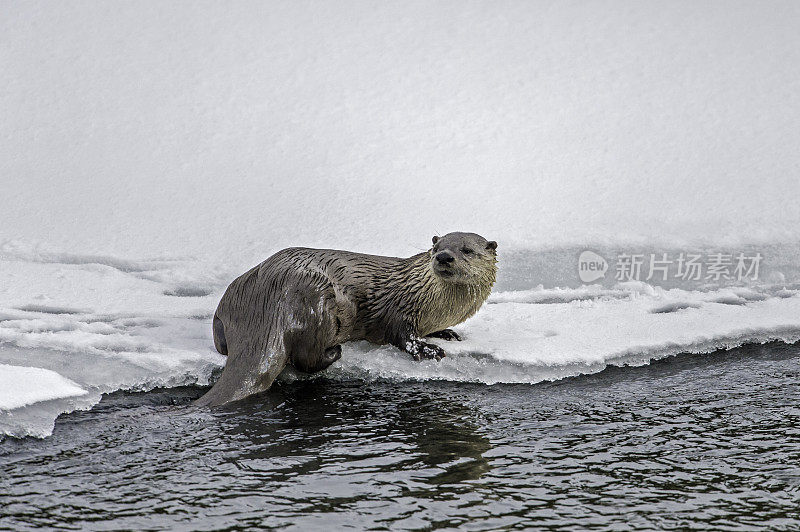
<box><xmin>3</xmin><ymin>1</ymin><xmax>800</xmax><ymax>260</ymax></box>
<box><xmin>2</xmin><ymin>242</ymin><xmax>800</xmax><ymax>438</ymax></box>
<box><xmin>2</xmin><ymin>2</ymin><xmax>800</xmax><ymax>438</ymax></box>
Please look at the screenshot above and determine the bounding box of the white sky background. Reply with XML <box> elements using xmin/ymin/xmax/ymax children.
<box><xmin>2</xmin><ymin>1</ymin><xmax>799</xmax><ymax>263</ymax></box>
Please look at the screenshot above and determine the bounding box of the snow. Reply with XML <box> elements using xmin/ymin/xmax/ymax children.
<box><xmin>0</xmin><ymin>251</ymin><xmax>225</xmax><ymax>438</ymax></box>
<box><xmin>2</xmin><ymin>2</ymin><xmax>800</xmax><ymax>261</ymax></box>
<box><xmin>317</xmin><ymin>284</ymin><xmax>800</xmax><ymax>385</ymax></box>
<box><xmin>2</xmin><ymin>246</ymin><xmax>800</xmax><ymax>438</ymax></box>
<box><xmin>2</xmin><ymin>2</ymin><xmax>800</xmax><ymax>438</ymax></box>
<box><xmin>0</xmin><ymin>364</ymin><xmax>87</xmax><ymax>411</ymax></box>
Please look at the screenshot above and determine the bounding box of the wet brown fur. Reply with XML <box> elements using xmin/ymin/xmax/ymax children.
<box><xmin>196</xmin><ymin>232</ymin><xmax>497</xmax><ymax>406</ymax></box>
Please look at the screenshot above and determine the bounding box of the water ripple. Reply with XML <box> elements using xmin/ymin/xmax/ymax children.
<box><xmin>2</xmin><ymin>342</ymin><xmax>800</xmax><ymax>530</ymax></box>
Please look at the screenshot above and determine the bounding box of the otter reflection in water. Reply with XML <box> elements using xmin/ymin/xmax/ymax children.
<box><xmin>197</xmin><ymin>232</ymin><xmax>498</xmax><ymax>406</ymax></box>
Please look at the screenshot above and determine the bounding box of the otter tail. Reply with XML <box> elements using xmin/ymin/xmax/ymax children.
<box><xmin>213</xmin><ymin>313</ymin><xmax>228</xmax><ymax>355</ymax></box>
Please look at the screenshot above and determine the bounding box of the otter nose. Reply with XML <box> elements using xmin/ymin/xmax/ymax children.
<box><xmin>436</xmin><ymin>252</ymin><xmax>454</xmax><ymax>264</ymax></box>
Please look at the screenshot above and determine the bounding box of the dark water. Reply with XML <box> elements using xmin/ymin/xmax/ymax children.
<box><xmin>2</xmin><ymin>342</ymin><xmax>800</xmax><ymax>531</ymax></box>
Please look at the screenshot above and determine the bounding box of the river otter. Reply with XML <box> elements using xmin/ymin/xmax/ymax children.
<box><xmin>196</xmin><ymin>232</ymin><xmax>497</xmax><ymax>406</ymax></box>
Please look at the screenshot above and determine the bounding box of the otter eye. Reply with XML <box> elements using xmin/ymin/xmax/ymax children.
<box><xmin>461</xmin><ymin>247</ymin><xmax>473</xmax><ymax>255</ymax></box>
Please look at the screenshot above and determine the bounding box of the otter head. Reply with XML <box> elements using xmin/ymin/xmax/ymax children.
<box><xmin>430</xmin><ymin>232</ymin><xmax>498</xmax><ymax>285</ymax></box>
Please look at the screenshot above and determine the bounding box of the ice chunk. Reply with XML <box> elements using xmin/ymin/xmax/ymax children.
<box><xmin>0</xmin><ymin>364</ymin><xmax>87</xmax><ymax>410</ymax></box>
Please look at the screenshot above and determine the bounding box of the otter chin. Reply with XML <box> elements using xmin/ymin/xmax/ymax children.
<box><xmin>196</xmin><ymin>231</ymin><xmax>498</xmax><ymax>407</ymax></box>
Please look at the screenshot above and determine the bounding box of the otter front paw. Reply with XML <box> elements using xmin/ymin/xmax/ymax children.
<box><xmin>426</xmin><ymin>329</ymin><xmax>461</xmax><ymax>341</ymax></box>
<box><xmin>404</xmin><ymin>339</ymin><xmax>446</xmax><ymax>361</ymax></box>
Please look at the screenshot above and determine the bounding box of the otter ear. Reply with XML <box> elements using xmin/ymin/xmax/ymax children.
<box><xmin>432</xmin><ymin>236</ymin><xmax>440</xmax><ymax>245</ymax></box>
<box><xmin>486</xmin><ymin>241</ymin><xmax>497</xmax><ymax>251</ymax></box>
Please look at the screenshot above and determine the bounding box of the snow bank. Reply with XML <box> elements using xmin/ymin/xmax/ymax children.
<box><xmin>2</xmin><ymin>2</ymin><xmax>800</xmax><ymax>438</ymax></box>
<box><xmin>315</xmin><ymin>284</ymin><xmax>800</xmax><ymax>385</ymax></box>
<box><xmin>0</xmin><ymin>252</ymin><xmax>225</xmax><ymax>438</ymax></box>
<box><xmin>2</xmin><ymin>2</ymin><xmax>800</xmax><ymax>261</ymax></box>
<box><xmin>2</xmin><ymin>246</ymin><xmax>799</xmax><ymax>439</ymax></box>
<box><xmin>0</xmin><ymin>364</ymin><xmax>87</xmax><ymax>411</ymax></box>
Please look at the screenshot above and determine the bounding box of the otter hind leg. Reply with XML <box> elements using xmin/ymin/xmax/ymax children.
<box><xmin>302</xmin><ymin>345</ymin><xmax>342</xmax><ymax>373</ymax></box>
<box><xmin>213</xmin><ymin>313</ymin><xmax>228</xmax><ymax>355</ymax></box>
<box><xmin>320</xmin><ymin>345</ymin><xmax>343</xmax><ymax>370</ymax></box>
<box><xmin>426</xmin><ymin>329</ymin><xmax>461</xmax><ymax>341</ymax></box>
<box><xmin>283</xmin><ymin>286</ymin><xmax>345</xmax><ymax>374</ymax></box>
<box><xmin>291</xmin><ymin>344</ymin><xmax>342</xmax><ymax>374</ymax></box>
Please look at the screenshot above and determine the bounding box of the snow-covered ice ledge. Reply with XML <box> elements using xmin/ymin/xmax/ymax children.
<box><xmin>2</xmin><ymin>249</ymin><xmax>800</xmax><ymax>439</ymax></box>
